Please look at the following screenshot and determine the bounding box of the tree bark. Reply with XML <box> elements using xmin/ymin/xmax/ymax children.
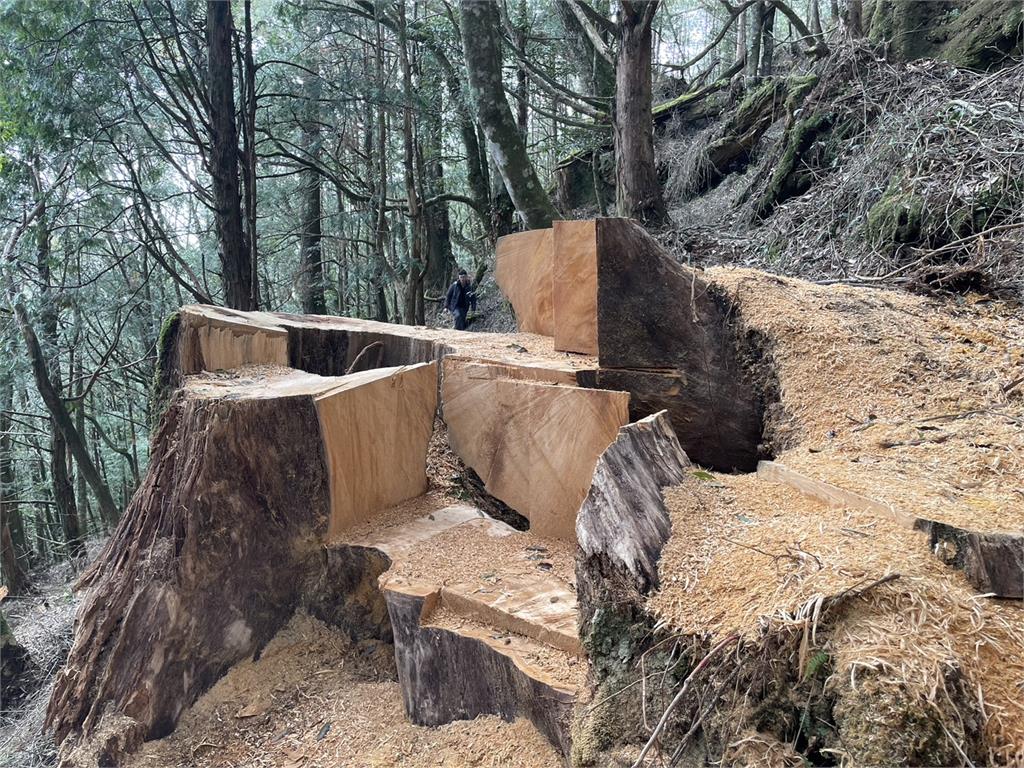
<box><xmin>460</xmin><ymin>0</ymin><xmax>559</xmax><ymax>230</ymax></box>
<box><xmin>33</xmin><ymin>191</ymin><xmax>84</xmax><ymax>560</ymax></box>
<box><xmin>1</xmin><ymin>382</ymin><xmax>29</xmax><ymax>594</ymax></box>
<box><xmin>614</xmin><ymin>1</ymin><xmax>668</xmax><ymax>227</ymax></box>
<box><xmin>206</xmin><ymin>0</ymin><xmax>255</xmax><ymax>310</ymax></box>
<box><xmin>12</xmin><ymin>303</ymin><xmax>120</xmax><ymax>529</ymax></box>
<box><xmin>297</xmin><ymin>69</ymin><xmax>326</xmax><ymax>315</ymax></box>
<box><xmin>554</xmin><ymin>0</ymin><xmax>615</xmax><ymax>98</ymax></box>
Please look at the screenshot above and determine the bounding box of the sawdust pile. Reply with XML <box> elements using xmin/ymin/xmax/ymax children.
<box><xmin>648</xmin><ymin>472</ymin><xmax>1024</xmax><ymax>763</ymax></box>
<box><xmin>711</xmin><ymin>267</ymin><xmax>1024</xmax><ymax>533</ymax></box>
<box><xmin>129</xmin><ymin>612</ymin><xmax>560</xmax><ymax>768</ymax></box>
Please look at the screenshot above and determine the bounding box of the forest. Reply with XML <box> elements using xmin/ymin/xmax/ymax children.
<box><xmin>1</xmin><ymin>0</ymin><xmax>1023</xmax><ymax>766</ymax></box>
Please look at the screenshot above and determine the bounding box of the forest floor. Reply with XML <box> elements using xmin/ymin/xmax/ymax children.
<box><xmin>126</xmin><ymin>612</ymin><xmax>560</xmax><ymax>768</ymax></box>
<box><xmin>1</xmin><ymin>541</ymin><xmax>105</xmax><ymax>768</ymax></box>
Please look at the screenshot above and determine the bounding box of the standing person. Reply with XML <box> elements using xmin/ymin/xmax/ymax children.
<box><xmin>445</xmin><ymin>269</ymin><xmax>477</xmax><ymax>330</ymax></box>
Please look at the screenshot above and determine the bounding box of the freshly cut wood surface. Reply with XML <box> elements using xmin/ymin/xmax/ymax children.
<box><xmin>175</xmin><ymin>304</ymin><xmax>598</xmax><ymax>381</ymax></box>
<box><xmin>441</xmin><ymin>358</ymin><xmax>629</xmax><ymax>539</ymax></box>
<box><xmin>495</xmin><ymin>228</ymin><xmax>555</xmax><ymax>335</ymax></box>
<box><xmin>177</xmin><ymin>305</ymin><xmax>289</xmax><ymax>374</ymax></box>
<box><xmin>316</xmin><ymin>363</ymin><xmax>438</xmax><ymax>539</ymax></box>
<box><xmin>552</xmin><ymin>219</ymin><xmax>598</xmax><ymax>355</ymax></box>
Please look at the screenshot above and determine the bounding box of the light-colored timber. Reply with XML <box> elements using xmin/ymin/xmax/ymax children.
<box><xmin>494</xmin><ymin>228</ymin><xmax>555</xmax><ymax>336</ymax></box>
<box><xmin>552</xmin><ymin>220</ymin><xmax>598</xmax><ymax>355</ymax></box>
<box><xmin>316</xmin><ymin>363</ymin><xmax>438</xmax><ymax>539</ymax></box>
<box><xmin>441</xmin><ymin>357</ymin><xmax>629</xmax><ymax>539</ymax></box>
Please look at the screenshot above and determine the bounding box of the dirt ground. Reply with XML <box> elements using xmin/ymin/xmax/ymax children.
<box><xmin>128</xmin><ymin>612</ymin><xmax>561</xmax><ymax>768</ymax></box>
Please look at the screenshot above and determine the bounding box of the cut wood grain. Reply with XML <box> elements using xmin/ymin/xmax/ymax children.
<box><xmin>495</xmin><ymin>228</ymin><xmax>555</xmax><ymax>335</ymax></box>
<box><xmin>316</xmin><ymin>363</ymin><xmax>438</xmax><ymax>539</ymax></box>
<box><xmin>758</xmin><ymin>460</ymin><xmax>1024</xmax><ymax>599</ymax></box>
<box><xmin>441</xmin><ymin>358</ymin><xmax>629</xmax><ymax>539</ymax></box>
<box><xmin>172</xmin><ymin>305</ymin><xmax>597</xmax><ymax>383</ymax></box>
<box><xmin>552</xmin><ymin>220</ymin><xmax>598</xmax><ymax>355</ymax></box>
<box><xmin>176</xmin><ymin>305</ymin><xmax>289</xmax><ymax>374</ymax></box>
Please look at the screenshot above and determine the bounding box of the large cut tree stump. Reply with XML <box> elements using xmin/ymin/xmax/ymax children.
<box><xmin>46</xmin><ymin>364</ymin><xmax>440</xmax><ymax>764</ymax></box>
<box><xmin>46</xmin><ymin>372</ymin><xmax>333</xmax><ymax>762</ymax></box>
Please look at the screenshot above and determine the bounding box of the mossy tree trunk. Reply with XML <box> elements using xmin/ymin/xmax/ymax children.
<box><xmin>460</xmin><ymin>0</ymin><xmax>559</xmax><ymax>230</ymax></box>
<box><xmin>614</xmin><ymin>1</ymin><xmax>668</xmax><ymax>227</ymax></box>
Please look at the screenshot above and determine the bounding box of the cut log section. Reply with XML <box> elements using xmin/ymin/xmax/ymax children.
<box><xmin>758</xmin><ymin>460</ymin><xmax>1024</xmax><ymax>599</ymax></box>
<box><xmin>490</xmin><ymin>218</ymin><xmax>766</xmax><ymax>470</ymax></box>
<box><xmin>175</xmin><ymin>305</ymin><xmax>289</xmax><ymax>373</ymax></box>
<box><xmin>552</xmin><ymin>220</ymin><xmax>598</xmax><ymax>355</ymax></box>
<box><xmin>495</xmin><ymin>228</ymin><xmax>555</xmax><ymax>335</ymax></box>
<box><xmin>591</xmin><ymin>218</ymin><xmax>765</xmax><ymax>471</ymax></box>
<box><xmin>441</xmin><ymin>358</ymin><xmax>630</xmax><ymax>539</ymax></box>
<box><xmin>316</xmin><ymin>363</ymin><xmax>438</xmax><ymax>539</ymax></box>
<box><xmin>169</xmin><ymin>304</ymin><xmax>597</xmax><ymax>383</ymax></box>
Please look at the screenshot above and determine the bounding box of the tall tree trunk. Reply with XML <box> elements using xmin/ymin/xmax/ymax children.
<box><xmin>240</xmin><ymin>0</ymin><xmax>260</xmax><ymax>309</ymax></box>
<box><xmin>206</xmin><ymin>0</ymin><xmax>255</xmax><ymax>310</ymax></box>
<box><xmin>554</xmin><ymin>0</ymin><xmax>615</xmax><ymax>98</ymax></box>
<box><xmin>12</xmin><ymin>304</ymin><xmax>119</xmax><ymax>531</ymax></box>
<box><xmin>297</xmin><ymin>70</ymin><xmax>326</xmax><ymax>314</ymax></box>
<box><xmin>759</xmin><ymin>3</ymin><xmax>776</xmax><ymax>77</ymax></box>
<box><xmin>809</xmin><ymin>0</ymin><xmax>823</xmax><ymax>36</ymax></box>
<box><xmin>847</xmin><ymin>0</ymin><xmax>863</xmax><ymax>36</ymax></box>
<box><xmin>32</xmin><ymin>192</ymin><xmax>84</xmax><ymax>560</ymax></box>
<box><xmin>614</xmin><ymin>1</ymin><xmax>668</xmax><ymax>227</ymax></box>
<box><xmin>746</xmin><ymin>1</ymin><xmax>765</xmax><ymax>82</ymax></box>
<box><xmin>0</xmin><ymin>381</ymin><xmax>28</xmax><ymax>593</ymax></box>
<box><xmin>460</xmin><ymin>0</ymin><xmax>558</xmax><ymax>230</ymax></box>
<box><xmin>421</xmin><ymin>62</ymin><xmax>454</xmax><ymax>294</ymax></box>
<box><xmin>397</xmin><ymin>0</ymin><xmax>425</xmax><ymax>325</ymax></box>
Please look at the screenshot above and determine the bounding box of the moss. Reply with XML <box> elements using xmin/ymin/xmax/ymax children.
<box><xmin>832</xmin><ymin>668</ymin><xmax>983</xmax><ymax>766</ymax></box>
<box><xmin>866</xmin><ymin>182</ymin><xmax>926</xmax><ymax>245</ymax></box>
<box><xmin>784</xmin><ymin>75</ymin><xmax>819</xmax><ymax>116</ymax></box>
<box><xmin>938</xmin><ymin>0</ymin><xmax>1023</xmax><ymax>69</ymax></box>
<box><xmin>149</xmin><ymin>311</ymin><xmax>181</xmax><ymax>433</ymax></box>
<box><xmin>573</xmin><ymin>605</ymin><xmax>692</xmax><ymax>767</ymax></box>
<box><xmin>755</xmin><ymin>112</ymin><xmax>834</xmax><ymax>219</ymax></box>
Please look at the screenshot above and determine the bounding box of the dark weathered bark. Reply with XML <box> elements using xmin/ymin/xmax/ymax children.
<box><xmin>297</xmin><ymin>68</ymin><xmax>326</xmax><ymax>315</ymax></box>
<box><xmin>573</xmin><ymin>411</ymin><xmax>689</xmax><ymax>765</ymax></box>
<box><xmin>759</xmin><ymin>3</ymin><xmax>777</xmax><ymax>76</ymax></box>
<box><xmin>460</xmin><ymin>0</ymin><xmax>558</xmax><ymax>230</ymax></box>
<box><xmin>386</xmin><ymin>587</ymin><xmax>575</xmax><ymax>758</ymax></box>
<box><xmin>591</xmin><ymin>219</ymin><xmax>767</xmax><ymax>471</ymax></box>
<box><xmin>46</xmin><ymin>391</ymin><xmax>331</xmax><ymax>762</ymax></box>
<box><xmin>421</xmin><ymin>63</ymin><xmax>455</xmax><ymax>294</ymax></box>
<box><xmin>0</xmin><ymin>379</ymin><xmax>29</xmax><ymax>593</ymax></box>
<box><xmin>206</xmin><ymin>0</ymin><xmax>255</xmax><ymax>310</ymax></box>
<box><xmin>614</xmin><ymin>1</ymin><xmax>668</xmax><ymax>227</ymax></box>
<box><xmin>846</xmin><ymin>0</ymin><xmax>863</xmax><ymax>36</ymax></box>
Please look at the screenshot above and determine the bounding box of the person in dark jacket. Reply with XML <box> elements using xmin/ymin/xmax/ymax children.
<box><xmin>445</xmin><ymin>269</ymin><xmax>477</xmax><ymax>330</ymax></box>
